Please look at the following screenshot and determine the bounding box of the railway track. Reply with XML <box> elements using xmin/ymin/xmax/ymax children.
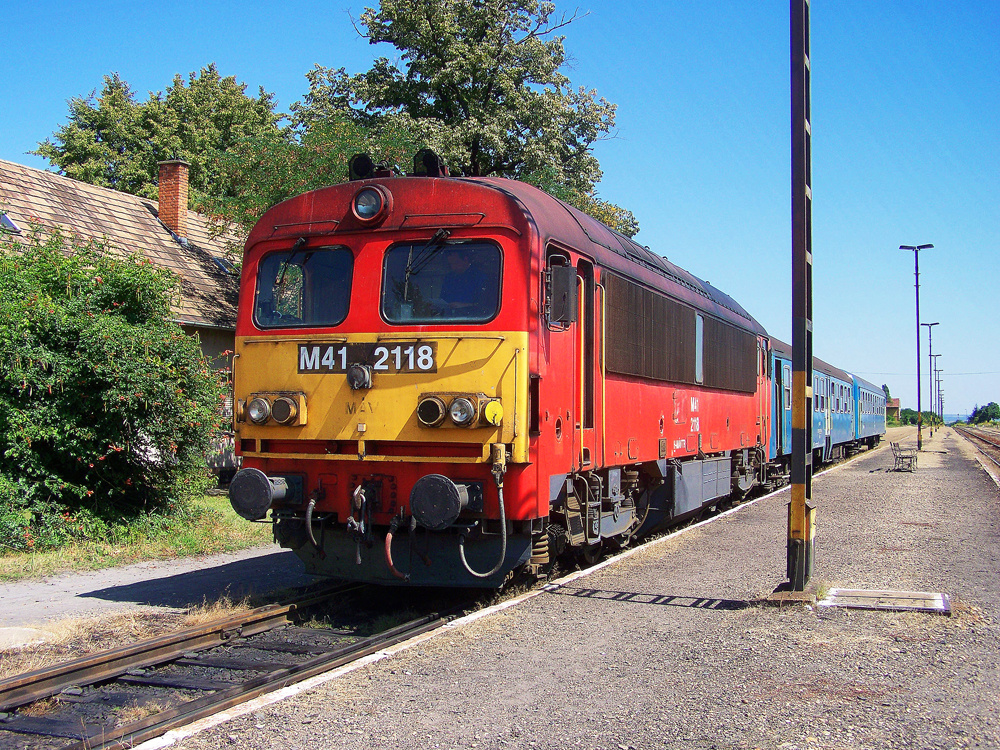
<box><xmin>954</xmin><ymin>425</ymin><xmax>1000</xmax><ymax>470</ymax></box>
<box><xmin>0</xmin><ymin>583</ymin><xmax>461</xmax><ymax>750</ymax></box>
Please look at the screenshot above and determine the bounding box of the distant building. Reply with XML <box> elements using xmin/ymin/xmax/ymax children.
<box><xmin>887</xmin><ymin>398</ymin><xmax>901</xmax><ymax>422</ymax></box>
<box><xmin>0</xmin><ymin>158</ymin><xmax>238</xmax><ymax>362</ymax></box>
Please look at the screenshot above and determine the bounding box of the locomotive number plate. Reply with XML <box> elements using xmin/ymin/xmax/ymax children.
<box><xmin>298</xmin><ymin>342</ymin><xmax>438</xmax><ymax>373</ymax></box>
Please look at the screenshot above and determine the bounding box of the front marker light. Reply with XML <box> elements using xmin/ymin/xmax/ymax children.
<box><xmin>247</xmin><ymin>397</ymin><xmax>271</xmax><ymax>424</ymax></box>
<box><xmin>449</xmin><ymin>397</ymin><xmax>476</xmax><ymax>427</ymax></box>
<box><xmin>417</xmin><ymin>396</ymin><xmax>447</xmax><ymax>427</ymax></box>
<box><xmin>483</xmin><ymin>399</ymin><xmax>504</xmax><ymax>426</ymax></box>
<box><xmin>271</xmin><ymin>396</ymin><xmax>299</xmax><ymax>425</ymax></box>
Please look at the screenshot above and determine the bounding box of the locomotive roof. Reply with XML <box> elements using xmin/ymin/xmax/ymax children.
<box><xmin>247</xmin><ymin>175</ymin><xmax>767</xmax><ymax>336</ymax></box>
<box><xmin>469</xmin><ymin>177</ymin><xmax>767</xmax><ymax>337</ymax></box>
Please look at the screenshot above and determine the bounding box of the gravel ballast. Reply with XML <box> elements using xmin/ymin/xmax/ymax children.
<box><xmin>163</xmin><ymin>427</ymin><xmax>998</xmax><ymax>749</ymax></box>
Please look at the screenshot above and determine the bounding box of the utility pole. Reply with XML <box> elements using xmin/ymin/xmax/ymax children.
<box><xmin>788</xmin><ymin>0</ymin><xmax>815</xmax><ymax>591</ymax></box>
<box><xmin>900</xmin><ymin>244</ymin><xmax>933</xmax><ymax>449</ymax></box>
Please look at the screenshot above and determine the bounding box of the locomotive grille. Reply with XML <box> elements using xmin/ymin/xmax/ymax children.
<box><xmin>702</xmin><ymin>316</ymin><xmax>757</xmax><ymax>393</ymax></box>
<box><xmin>604</xmin><ymin>273</ymin><xmax>756</xmax><ymax>393</ymax></box>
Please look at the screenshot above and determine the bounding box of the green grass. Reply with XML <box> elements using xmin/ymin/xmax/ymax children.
<box><xmin>0</xmin><ymin>493</ymin><xmax>273</xmax><ymax>582</ymax></box>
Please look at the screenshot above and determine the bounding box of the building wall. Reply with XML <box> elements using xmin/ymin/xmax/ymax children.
<box><xmin>184</xmin><ymin>325</ymin><xmax>235</xmax><ymax>367</ymax></box>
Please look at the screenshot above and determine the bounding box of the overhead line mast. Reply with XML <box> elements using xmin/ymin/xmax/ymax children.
<box><xmin>789</xmin><ymin>0</ymin><xmax>815</xmax><ymax>591</ymax></box>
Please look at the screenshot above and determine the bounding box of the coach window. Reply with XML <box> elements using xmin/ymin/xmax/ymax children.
<box><xmin>381</xmin><ymin>240</ymin><xmax>502</xmax><ymax>324</ymax></box>
<box><xmin>254</xmin><ymin>246</ymin><xmax>353</xmax><ymax>328</ymax></box>
<box><xmin>695</xmin><ymin>314</ymin><xmax>704</xmax><ymax>384</ymax></box>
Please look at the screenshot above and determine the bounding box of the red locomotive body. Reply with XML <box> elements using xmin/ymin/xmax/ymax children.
<box><xmin>228</xmin><ymin>163</ymin><xmax>770</xmax><ymax>586</ymax></box>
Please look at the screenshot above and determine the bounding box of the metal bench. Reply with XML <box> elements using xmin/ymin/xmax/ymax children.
<box><xmin>890</xmin><ymin>441</ymin><xmax>917</xmax><ymax>472</ymax></box>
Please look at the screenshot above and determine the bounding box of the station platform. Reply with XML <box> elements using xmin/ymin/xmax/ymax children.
<box><xmin>164</xmin><ymin>426</ymin><xmax>1000</xmax><ymax>750</ymax></box>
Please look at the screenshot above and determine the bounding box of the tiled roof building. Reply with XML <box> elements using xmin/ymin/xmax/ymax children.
<box><xmin>0</xmin><ymin>158</ymin><xmax>238</xmax><ymax>361</ymax></box>
<box><xmin>887</xmin><ymin>398</ymin><xmax>901</xmax><ymax>421</ymax></box>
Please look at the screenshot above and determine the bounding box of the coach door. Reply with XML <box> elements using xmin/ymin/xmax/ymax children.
<box><xmin>775</xmin><ymin>361</ymin><xmax>786</xmax><ymax>454</ymax></box>
<box><xmin>757</xmin><ymin>340</ymin><xmax>768</xmax><ymax>446</ymax></box>
<box><xmin>824</xmin><ymin>378</ymin><xmax>833</xmax><ymax>460</ymax></box>
<box><xmin>576</xmin><ymin>259</ymin><xmax>600</xmax><ymax>470</ymax></box>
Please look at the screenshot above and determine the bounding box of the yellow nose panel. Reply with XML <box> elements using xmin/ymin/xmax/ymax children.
<box><xmin>233</xmin><ymin>331</ymin><xmax>528</xmax><ymax>463</ymax></box>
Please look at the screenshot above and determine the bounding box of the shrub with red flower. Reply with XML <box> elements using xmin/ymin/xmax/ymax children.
<box><xmin>0</xmin><ymin>226</ymin><xmax>225</xmax><ymax>551</ymax></box>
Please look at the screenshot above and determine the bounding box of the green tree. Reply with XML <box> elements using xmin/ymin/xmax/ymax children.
<box><xmin>0</xmin><ymin>225</ymin><xmax>225</xmax><ymax>551</ymax></box>
<box><xmin>970</xmin><ymin>402</ymin><xmax>1000</xmax><ymax>424</ymax></box>
<box><xmin>292</xmin><ymin>0</ymin><xmax>638</xmax><ymax>236</ymax></box>
<box><xmin>33</xmin><ymin>65</ymin><xmax>282</xmax><ymax>203</ymax></box>
<box><xmin>197</xmin><ymin>117</ymin><xmax>419</xmax><ymax>244</ymax></box>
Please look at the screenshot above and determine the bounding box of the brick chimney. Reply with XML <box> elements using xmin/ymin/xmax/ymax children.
<box><xmin>157</xmin><ymin>160</ymin><xmax>190</xmax><ymax>238</ymax></box>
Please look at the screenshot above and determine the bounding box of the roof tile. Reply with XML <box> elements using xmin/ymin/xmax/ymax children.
<box><xmin>0</xmin><ymin>159</ymin><xmax>237</xmax><ymax>329</ymax></box>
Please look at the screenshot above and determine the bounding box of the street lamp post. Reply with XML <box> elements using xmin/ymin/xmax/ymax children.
<box><xmin>930</xmin><ymin>354</ymin><xmax>942</xmax><ymax>426</ymax></box>
<box><xmin>923</xmin><ymin>322</ymin><xmax>939</xmax><ymax>435</ymax></box>
<box><xmin>901</xmin><ymin>244</ymin><xmax>934</xmax><ymax>449</ymax></box>
<box><xmin>934</xmin><ymin>367</ymin><xmax>944</xmax><ymax>421</ymax></box>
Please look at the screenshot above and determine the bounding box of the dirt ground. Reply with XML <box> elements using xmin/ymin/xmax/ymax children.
<box><xmin>0</xmin><ymin>546</ymin><xmax>317</xmax><ymax>634</ymax></box>
<box><xmin>157</xmin><ymin>426</ymin><xmax>999</xmax><ymax>750</ymax></box>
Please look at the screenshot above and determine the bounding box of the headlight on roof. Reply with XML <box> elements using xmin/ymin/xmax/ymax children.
<box><xmin>351</xmin><ymin>185</ymin><xmax>391</xmax><ymax>224</ymax></box>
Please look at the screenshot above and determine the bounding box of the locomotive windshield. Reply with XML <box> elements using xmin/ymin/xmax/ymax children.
<box><xmin>381</xmin><ymin>240</ymin><xmax>502</xmax><ymax>324</ymax></box>
<box><xmin>254</xmin><ymin>246</ymin><xmax>353</xmax><ymax>328</ymax></box>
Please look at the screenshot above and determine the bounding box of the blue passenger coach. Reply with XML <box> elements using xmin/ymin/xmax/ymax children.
<box><xmin>852</xmin><ymin>375</ymin><xmax>886</xmax><ymax>447</ymax></box>
<box><xmin>767</xmin><ymin>339</ymin><xmax>884</xmax><ymax>482</ymax></box>
<box><xmin>769</xmin><ymin>340</ymin><xmax>793</xmax><ymax>465</ymax></box>
<box><xmin>813</xmin><ymin>357</ymin><xmax>855</xmax><ymax>462</ymax></box>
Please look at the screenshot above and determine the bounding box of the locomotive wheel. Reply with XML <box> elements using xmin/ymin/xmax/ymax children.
<box><xmin>577</xmin><ymin>542</ymin><xmax>602</xmax><ymax>566</ymax></box>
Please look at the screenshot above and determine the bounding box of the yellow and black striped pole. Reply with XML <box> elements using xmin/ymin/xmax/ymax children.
<box><xmin>789</xmin><ymin>0</ymin><xmax>815</xmax><ymax>590</ymax></box>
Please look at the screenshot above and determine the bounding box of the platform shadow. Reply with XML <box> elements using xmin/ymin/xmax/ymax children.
<box><xmin>543</xmin><ymin>584</ymin><xmax>751</xmax><ymax>610</ymax></box>
<box><xmin>78</xmin><ymin>551</ymin><xmax>318</xmax><ymax>609</ymax></box>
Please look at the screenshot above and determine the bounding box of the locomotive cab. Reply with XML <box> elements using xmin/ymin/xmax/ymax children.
<box><xmin>229</xmin><ymin>161</ymin><xmax>537</xmax><ymax>586</ymax></box>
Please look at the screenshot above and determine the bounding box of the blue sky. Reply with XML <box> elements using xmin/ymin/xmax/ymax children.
<box><xmin>2</xmin><ymin>1</ymin><xmax>996</xmax><ymax>416</ymax></box>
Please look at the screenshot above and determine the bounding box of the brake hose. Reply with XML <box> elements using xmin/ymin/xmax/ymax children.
<box><xmin>458</xmin><ymin>482</ymin><xmax>507</xmax><ymax>579</ymax></box>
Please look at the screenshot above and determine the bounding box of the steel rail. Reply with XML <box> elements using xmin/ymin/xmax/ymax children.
<box><xmin>955</xmin><ymin>426</ymin><xmax>1000</xmax><ymax>469</ymax></box>
<box><xmin>62</xmin><ymin>610</ymin><xmax>453</xmax><ymax>750</ymax></box>
<box><xmin>0</xmin><ymin>583</ymin><xmax>357</xmax><ymax>712</ymax></box>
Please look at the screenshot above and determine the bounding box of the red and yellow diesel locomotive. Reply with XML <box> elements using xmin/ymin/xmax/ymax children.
<box><xmin>228</xmin><ymin>151</ymin><xmax>771</xmax><ymax>586</ymax></box>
